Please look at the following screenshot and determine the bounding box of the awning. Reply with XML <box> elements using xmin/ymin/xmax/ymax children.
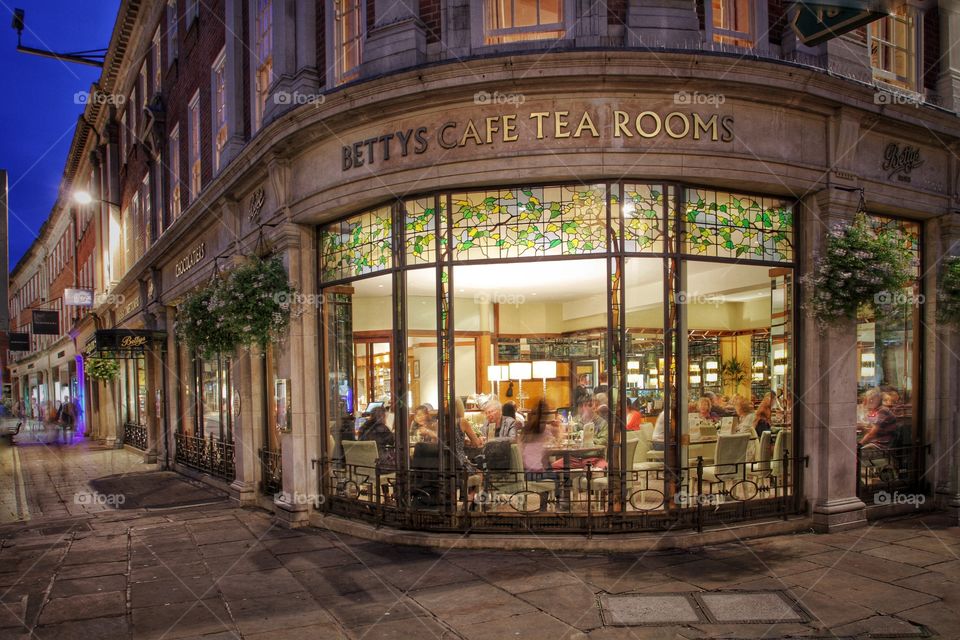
<box><xmin>85</xmin><ymin>329</ymin><xmax>167</xmax><ymax>359</ymax></box>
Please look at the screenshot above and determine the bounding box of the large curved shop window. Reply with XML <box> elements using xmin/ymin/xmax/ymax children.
<box><xmin>319</xmin><ymin>184</ymin><xmax>797</xmax><ymax>531</ymax></box>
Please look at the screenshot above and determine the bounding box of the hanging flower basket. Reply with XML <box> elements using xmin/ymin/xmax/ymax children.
<box><xmin>85</xmin><ymin>355</ymin><xmax>120</xmax><ymax>381</ymax></box>
<box><xmin>220</xmin><ymin>256</ymin><xmax>296</xmax><ymax>350</ymax></box>
<box><xmin>176</xmin><ymin>256</ymin><xmax>295</xmax><ymax>355</ymax></box>
<box><xmin>937</xmin><ymin>255</ymin><xmax>960</xmax><ymax>326</ymax></box>
<box><xmin>805</xmin><ymin>213</ymin><xmax>913</xmax><ymax>324</ymax></box>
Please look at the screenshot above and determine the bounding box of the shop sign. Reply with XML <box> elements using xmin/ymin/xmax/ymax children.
<box><xmin>121</xmin><ymin>294</ymin><xmax>142</xmax><ymax>318</ymax></box>
<box><xmin>341</xmin><ymin>107</ymin><xmax>736</xmax><ymax>172</ymax></box>
<box><xmin>882</xmin><ymin>143</ymin><xmax>923</xmax><ymax>183</ymax></box>
<box><xmin>31</xmin><ymin>310</ymin><xmax>60</xmax><ymax>335</ymax></box>
<box><xmin>8</xmin><ymin>332</ymin><xmax>30</xmax><ymax>351</ymax></box>
<box><xmin>64</xmin><ymin>288</ymin><xmax>95</xmax><ymax>307</ymax></box>
<box><xmin>791</xmin><ymin>3</ymin><xmax>886</xmax><ymax>47</ymax></box>
<box><xmin>175</xmin><ymin>242</ymin><xmax>207</xmax><ymax>278</ymax></box>
<box><xmin>86</xmin><ymin>329</ymin><xmax>166</xmax><ymax>358</ymax></box>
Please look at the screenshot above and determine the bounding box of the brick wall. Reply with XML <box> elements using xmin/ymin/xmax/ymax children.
<box><xmin>924</xmin><ymin>6</ymin><xmax>940</xmax><ymax>93</ymax></box>
<box><xmin>767</xmin><ymin>0</ymin><xmax>787</xmax><ymax>46</ymax></box>
<box><xmin>420</xmin><ymin>0</ymin><xmax>441</xmax><ymax>44</ymax></box>
<box><xmin>317</xmin><ymin>0</ymin><xmax>326</xmax><ymax>87</ymax></box>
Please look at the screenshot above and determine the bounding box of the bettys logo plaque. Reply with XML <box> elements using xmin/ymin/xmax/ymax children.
<box><xmin>882</xmin><ymin>142</ymin><xmax>923</xmax><ymax>183</ymax></box>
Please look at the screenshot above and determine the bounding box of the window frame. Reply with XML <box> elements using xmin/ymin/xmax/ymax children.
<box><xmin>167</xmin><ymin>0</ymin><xmax>179</xmax><ymax>65</ymax></box>
<box><xmin>868</xmin><ymin>5</ymin><xmax>922</xmax><ymax>93</ymax></box>
<box><xmin>152</xmin><ymin>26</ymin><xmax>162</xmax><ymax>95</ymax></box>
<box><xmin>705</xmin><ymin>0</ymin><xmax>767</xmax><ymax>49</ymax></box>
<box><xmin>187</xmin><ymin>91</ymin><xmax>201</xmax><ymax>202</ymax></box>
<box><xmin>473</xmin><ymin>0</ymin><xmax>576</xmax><ymax>48</ymax></box>
<box><xmin>211</xmin><ymin>47</ymin><xmax>228</xmax><ymax>173</ymax></box>
<box><xmin>251</xmin><ymin>0</ymin><xmax>273</xmax><ymax>133</ymax></box>
<box><xmin>326</xmin><ymin>0</ymin><xmax>366</xmax><ymax>87</ymax></box>
<box><xmin>169</xmin><ymin>124</ymin><xmax>182</xmax><ymax>221</ymax></box>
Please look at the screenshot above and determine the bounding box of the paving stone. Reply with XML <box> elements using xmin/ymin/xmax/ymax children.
<box><xmin>49</xmin><ymin>574</ymin><xmax>126</xmax><ymax>598</ymax></box>
<box><xmin>218</xmin><ymin>568</ymin><xmax>306</xmax><ymax>600</ymax></box>
<box><xmin>661</xmin><ymin>558</ymin><xmax>745</xmax><ymax>590</ymax></box>
<box><xmin>411</xmin><ymin>581</ymin><xmax>536</xmax><ymax>626</ymax></box>
<box><xmin>697</xmin><ymin>592</ymin><xmax>803</xmax><ymax>623</ymax></box>
<box><xmin>227</xmin><ymin>591</ymin><xmax>335</xmax><ymax>635</ymax></box>
<box><xmin>831</xmin><ymin>614</ymin><xmax>927</xmax><ymax>637</ymax></box>
<box><xmin>33</xmin><ymin>614</ymin><xmax>130</xmax><ymax>640</ymax></box>
<box><xmin>292</xmin><ymin>565</ymin><xmax>390</xmax><ymax>598</ymax></box>
<box><xmin>260</xmin><ymin>534</ymin><xmax>337</xmax><ymax>554</ymax></box>
<box><xmin>57</xmin><ymin>560</ymin><xmax>128</xmax><ymax>579</ymax></box>
<box><xmin>203</xmin><ymin>550</ymin><xmax>282</xmax><ymax>576</ymax></box>
<box><xmin>375</xmin><ymin>558</ymin><xmax>476</xmax><ymax>592</ymax></box>
<box><xmin>803</xmin><ymin>549</ymin><xmax>926</xmax><ymax>582</ymax></box>
<box><xmin>276</xmin><ymin>548</ymin><xmax>356</xmax><ymax>572</ymax></box>
<box><xmin>895</xmin><ymin>601</ymin><xmax>960</xmax><ymax>638</ymax></box>
<box><xmin>191</xmin><ymin>527</ymin><xmax>255</xmax><ymax>546</ymax></box>
<box><xmin>599</xmin><ymin>594</ymin><xmax>703</xmax><ymax>625</ymax></box>
<box><xmin>347</xmin><ymin>616</ymin><xmax>448</xmax><ymax>640</ymax></box>
<box><xmin>131</xmin><ymin>560</ymin><xmax>209</xmax><ymax>583</ymax></box>
<box><xmin>687</xmin><ymin>622</ymin><xmax>818</xmax><ymax>638</ymax></box>
<box><xmin>784</xmin><ymin>567</ymin><xmax>937</xmax><ymax>615</ymax></box>
<box><xmin>37</xmin><ymin>591</ymin><xmax>125</xmax><ymax>625</ymax></box>
<box><xmin>573</xmin><ymin>564</ymin><xmax>676</xmax><ymax>594</ymax></box>
<box><xmin>130</xmin><ymin>575</ymin><xmax>217</xmax><ymax>608</ymax></box>
<box><xmin>454</xmin><ymin>610</ymin><xmax>586</xmax><ymax>640</ymax></box>
<box><xmin>0</xmin><ymin>596</ymin><xmax>26</xmax><ymax>629</ymax></box>
<box><xmin>197</xmin><ymin>538</ymin><xmax>261</xmax><ymax>559</ymax></box>
<box><xmin>130</xmin><ymin>598</ymin><xmax>235</xmax><ymax>640</ymax></box>
<box><xmin>862</xmin><ymin>543</ymin><xmax>952</xmax><ymax>568</ymax></box>
<box><xmin>791</xmin><ymin>589</ymin><xmax>875</xmax><ymax>629</ymax></box>
<box><xmin>517</xmin><ymin>582</ymin><xmax>604</xmax><ymax>631</ymax></box>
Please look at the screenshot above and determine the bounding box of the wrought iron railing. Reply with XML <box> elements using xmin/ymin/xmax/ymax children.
<box><xmin>123</xmin><ymin>422</ymin><xmax>147</xmax><ymax>451</ymax></box>
<box><xmin>258</xmin><ymin>448</ymin><xmax>282</xmax><ymax>496</ymax></box>
<box><xmin>313</xmin><ymin>449</ymin><xmax>803</xmax><ymax>534</ymax></box>
<box><xmin>857</xmin><ymin>443</ymin><xmax>929</xmax><ymax>507</ymax></box>
<box><xmin>174</xmin><ymin>432</ymin><xmax>236</xmax><ymax>481</ymax></box>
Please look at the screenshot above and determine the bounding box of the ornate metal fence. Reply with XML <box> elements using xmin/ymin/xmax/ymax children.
<box><xmin>856</xmin><ymin>443</ymin><xmax>929</xmax><ymax>507</ymax></box>
<box><xmin>313</xmin><ymin>450</ymin><xmax>804</xmax><ymax>534</ymax></box>
<box><xmin>174</xmin><ymin>432</ymin><xmax>236</xmax><ymax>481</ymax></box>
<box><xmin>258</xmin><ymin>448</ymin><xmax>283</xmax><ymax>496</ymax></box>
<box><xmin>123</xmin><ymin>423</ymin><xmax>147</xmax><ymax>451</ymax></box>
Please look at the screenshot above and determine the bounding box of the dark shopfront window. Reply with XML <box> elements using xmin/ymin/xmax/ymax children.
<box><xmin>319</xmin><ymin>183</ymin><xmax>799</xmax><ymax>531</ymax></box>
<box><xmin>192</xmin><ymin>352</ymin><xmax>235</xmax><ymax>442</ymax></box>
<box><xmin>123</xmin><ymin>356</ymin><xmax>148</xmax><ymax>426</ymax></box>
<box><xmin>856</xmin><ymin>215</ymin><xmax>922</xmax><ymax>497</ymax></box>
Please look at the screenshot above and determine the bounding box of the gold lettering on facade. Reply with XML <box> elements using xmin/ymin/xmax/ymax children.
<box><xmin>529</xmin><ymin>112</ymin><xmax>549</xmax><ymax>139</ymax></box>
<box><xmin>175</xmin><ymin>242</ymin><xmax>207</xmax><ymax>278</ymax></box>
<box><xmin>573</xmin><ymin>111</ymin><xmax>600</xmax><ymax>138</ymax></box>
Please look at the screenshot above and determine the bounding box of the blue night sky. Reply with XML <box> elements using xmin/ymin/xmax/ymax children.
<box><xmin>0</xmin><ymin>1</ymin><xmax>119</xmax><ymax>270</ymax></box>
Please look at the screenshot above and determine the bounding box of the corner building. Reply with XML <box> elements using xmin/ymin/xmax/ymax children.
<box><xmin>31</xmin><ymin>0</ymin><xmax>960</xmax><ymax>543</ymax></box>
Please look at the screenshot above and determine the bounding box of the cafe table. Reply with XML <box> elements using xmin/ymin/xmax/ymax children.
<box><xmin>545</xmin><ymin>443</ymin><xmax>605</xmax><ymax>510</ymax></box>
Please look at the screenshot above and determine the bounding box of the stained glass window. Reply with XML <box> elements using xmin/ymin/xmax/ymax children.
<box><xmin>867</xmin><ymin>214</ymin><xmax>921</xmax><ymax>278</ymax></box>
<box><xmin>448</xmin><ymin>184</ymin><xmax>608</xmax><ymax>261</ymax></box>
<box><xmin>404</xmin><ymin>197</ymin><xmax>443</xmax><ymax>266</ymax></box>
<box><xmin>682</xmin><ymin>189</ymin><xmax>793</xmax><ymax>262</ymax></box>
<box><xmin>620</xmin><ymin>184</ymin><xmax>666</xmax><ymax>253</ymax></box>
<box><xmin>320</xmin><ymin>206</ymin><xmax>393</xmax><ymax>281</ymax></box>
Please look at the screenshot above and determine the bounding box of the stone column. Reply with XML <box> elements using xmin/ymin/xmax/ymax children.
<box><xmin>930</xmin><ymin>211</ymin><xmax>960</xmax><ymax>519</ymax></box>
<box><xmin>802</xmin><ymin>188</ymin><xmax>867</xmax><ymax>532</ymax></box>
<box><xmin>274</xmin><ymin>228</ymin><xmax>316</xmax><ymax>527</ymax></box>
<box><xmin>938</xmin><ymin>0</ymin><xmax>960</xmax><ymax>112</ymax></box>
<box><xmin>164</xmin><ymin>305</ymin><xmax>180</xmax><ymax>467</ymax></box>
<box><xmin>264</xmin><ymin>0</ymin><xmax>319</xmax><ymax>124</ymax></box>
<box><xmin>362</xmin><ymin>0</ymin><xmax>426</xmax><ymax>77</ymax></box>
<box><xmin>143</xmin><ymin>344</ymin><xmax>160</xmax><ymax>464</ymax></box>
<box><xmin>102</xmin><ymin>379</ymin><xmax>120</xmax><ymax>448</ymax></box>
<box><xmin>625</xmin><ymin>0</ymin><xmax>700</xmax><ymax>48</ymax></box>
<box><xmin>230</xmin><ymin>347</ymin><xmax>257</xmax><ymax>505</ymax></box>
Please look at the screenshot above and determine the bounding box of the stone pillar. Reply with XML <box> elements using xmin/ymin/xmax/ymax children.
<box><xmin>625</xmin><ymin>0</ymin><xmax>700</xmax><ymax>48</ymax></box>
<box><xmin>802</xmin><ymin>188</ymin><xmax>867</xmax><ymax>532</ymax></box>
<box><xmin>143</xmin><ymin>344</ymin><xmax>160</xmax><ymax>464</ymax></box>
<box><xmin>230</xmin><ymin>347</ymin><xmax>257</xmax><ymax>505</ymax></box>
<box><xmin>102</xmin><ymin>379</ymin><xmax>120</xmax><ymax>448</ymax></box>
<box><xmin>221</xmin><ymin>0</ymin><xmax>247</xmax><ymax>165</ymax></box>
<box><xmin>164</xmin><ymin>306</ymin><xmax>180</xmax><ymax>467</ymax></box>
<box><xmin>938</xmin><ymin>0</ymin><xmax>960</xmax><ymax>111</ymax></box>
<box><xmin>264</xmin><ymin>0</ymin><xmax>319</xmax><ymax>123</ymax></box>
<box><xmin>362</xmin><ymin>0</ymin><xmax>426</xmax><ymax>77</ymax></box>
<box><xmin>821</xmin><ymin>33</ymin><xmax>872</xmax><ymax>84</ymax></box>
<box><xmin>274</xmin><ymin>228</ymin><xmax>317</xmax><ymax>527</ymax></box>
<box><xmin>930</xmin><ymin>211</ymin><xmax>960</xmax><ymax>519</ymax></box>
<box><xmin>443</xmin><ymin>0</ymin><xmax>472</xmax><ymax>58</ymax></box>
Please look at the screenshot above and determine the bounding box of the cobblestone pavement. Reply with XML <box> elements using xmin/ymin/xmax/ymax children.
<box><xmin>2</xmin><ymin>439</ymin><xmax>960</xmax><ymax>639</ymax></box>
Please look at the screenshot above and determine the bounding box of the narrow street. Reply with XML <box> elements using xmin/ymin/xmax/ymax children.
<box><xmin>0</xmin><ymin>437</ymin><xmax>958</xmax><ymax>639</ymax></box>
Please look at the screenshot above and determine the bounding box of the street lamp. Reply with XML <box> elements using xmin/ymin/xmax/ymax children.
<box><xmin>72</xmin><ymin>190</ymin><xmax>119</xmax><ymax>207</ymax></box>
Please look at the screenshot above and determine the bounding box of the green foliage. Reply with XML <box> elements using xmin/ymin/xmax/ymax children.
<box><xmin>720</xmin><ymin>358</ymin><xmax>747</xmax><ymax>394</ymax></box>
<box><xmin>805</xmin><ymin>214</ymin><xmax>913</xmax><ymax>324</ymax></box>
<box><xmin>85</xmin><ymin>356</ymin><xmax>120</xmax><ymax>381</ymax></box>
<box><xmin>176</xmin><ymin>256</ymin><xmax>295</xmax><ymax>356</ymax></box>
<box><xmin>937</xmin><ymin>256</ymin><xmax>960</xmax><ymax>326</ymax></box>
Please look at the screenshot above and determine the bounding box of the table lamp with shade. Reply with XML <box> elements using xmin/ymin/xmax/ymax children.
<box><xmin>508</xmin><ymin>362</ymin><xmax>532</xmax><ymax>410</ymax></box>
<box><xmin>531</xmin><ymin>360</ymin><xmax>557</xmax><ymax>399</ymax></box>
<box><xmin>487</xmin><ymin>364</ymin><xmax>509</xmax><ymax>396</ymax></box>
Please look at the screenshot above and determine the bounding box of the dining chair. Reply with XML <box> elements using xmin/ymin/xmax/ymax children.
<box><xmin>576</xmin><ymin>436</ymin><xmax>641</xmax><ymax>510</ymax></box>
<box><xmin>341</xmin><ymin>440</ymin><xmax>396</xmax><ymax>501</ymax></box>
<box><xmin>485</xmin><ymin>444</ymin><xmax>555</xmax><ymax>512</ymax></box>
<box><xmin>749</xmin><ymin>430</ymin><xmax>772</xmax><ymax>490</ymax></box>
<box><xmin>699</xmin><ymin>433</ymin><xmax>751</xmax><ymax>501</ymax></box>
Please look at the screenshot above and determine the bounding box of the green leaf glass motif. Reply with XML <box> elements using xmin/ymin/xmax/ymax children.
<box><xmin>320</xmin><ymin>206</ymin><xmax>394</xmax><ymax>280</ymax></box>
<box><xmin>448</xmin><ymin>185</ymin><xmax>608</xmax><ymax>260</ymax></box>
<box><xmin>622</xmin><ymin>184</ymin><xmax>664</xmax><ymax>253</ymax></box>
<box><xmin>404</xmin><ymin>197</ymin><xmax>443</xmax><ymax>266</ymax></box>
<box><xmin>867</xmin><ymin>215</ymin><xmax>920</xmax><ymax>278</ymax></box>
<box><xmin>682</xmin><ymin>189</ymin><xmax>793</xmax><ymax>263</ymax></box>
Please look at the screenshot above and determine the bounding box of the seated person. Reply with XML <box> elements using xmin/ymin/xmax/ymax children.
<box><xmin>732</xmin><ymin>397</ymin><xmax>758</xmax><ymax>437</ymax></box>
<box><xmin>859</xmin><ymin>387</ymin><xmax>898</xmax><ymax>451</ymax></box>
<box><xmin>626</xmin><ymin>398</ymin><xmax>644</xmax><ymax>431</ymax></box>
<box><xmin>482</xmin><ymin>398</ymin><xmax>518</xmax><ymax>441</ymax></box>
<box><xmin>696</xmin><ymin>397</ymin><xmax>715</xmax><ymax>423</ymax></box>
<box><xmin>882</xmin><ymin>388</ymin><xmax>906</xmax><ymax>419</ymax></box>
<box><xmin>754</xmin><ymin>396</ymin><xmax>772</xmax><ymax>439</ymax></box>
<box><xmin>593</xmin><ymin>372</ymin><xmax>609</xmax><ymax>395</ymax></box>
<box><xmin>551</xmin><ymin>396</ymin><xmax>608</xmax><ymax>470</ymax></box>
<box><xmin>502</xmin><ymin>401</ymin><xmax>524</xmax><ymax>430</ymax></box>
<box><xmin>410</xmin><ymin>404</ymin><xmax>438</xmax><ymax>442</ymax></box>
<box><xmin>705</xmin><ymin>391</ymin><xmax>735</xmax><ymax>418</ymax></box>
<box><xmin>519</xmin><ymin>400</ymin><xmax>560</xmax><ymax>511</ymax></box>
<box><xmin>357</xmin><ymin>406</ymin><xmax>396</xmax><ymax>469</ymax></box>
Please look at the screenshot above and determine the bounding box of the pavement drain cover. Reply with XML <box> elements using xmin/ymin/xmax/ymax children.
<box><xmin>599</xmin><ymin>594</ymin><xmax>707</xmax><ymax>626</ymax></box>
<box><xmin>696</xmin><ymin>591</ymin><xmax>806</xmax><ymax>624</ymax></box>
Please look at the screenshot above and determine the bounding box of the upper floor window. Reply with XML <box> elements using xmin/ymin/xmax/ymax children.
<box><xmin>188</xmin><ymin>91</ymin><xmax>201</xmax><ymax>201</ymax></box>
<box><xmin>120</xmin><ymin>110</ymin><xmax>128</xmax><ymax>160</ymax></box>
<box><xmin>868</xmin><ymin>7</ymin><xmax>919</xmax><ymax>92</ymax></box>
<box><xmin>253</xmin><ymin>0</ymin><xmax>273</xmax><ymax>131</ymax></box>
<box><xmin>169</xmin><ymin>125</ymin><xmax>182</xmax><ymax>220</ymax></box>
<box><xmin>152</xmin><ymin>27</ymin><xmax>162</xmax><ymax>94</ymax></box>
<box><xmin>707</xmin><ymin>0</ymin><xmax>757</xmax><ymax>48</ymax></box>
<box><xmin>484</xmin><ymin>0</ymin><xmax>564</xmax><ymax>44</ymax></box>
<box><xmin>212</xmin><ymin>49</ymin><xmax>228</xmax><ymax>172</ymax></box>
<box><xmin>167</xmin><ymin>0</ymin><xmax>179</xmax><ymax>63</ymax></box>
<box><xmin>140</xmin><ymin>174</ymin><xmax>152</xmax><ymax>254</ymax></box>
<box><xmin>333</xmin><ymin>0</ymin><xmax>363</xmax><ymax>85</ymax></box>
